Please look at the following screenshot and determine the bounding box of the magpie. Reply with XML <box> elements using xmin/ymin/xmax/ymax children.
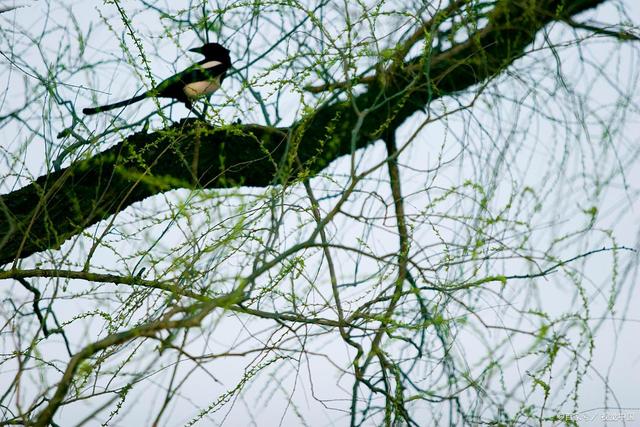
<box><xmin>83</xmin><ymin>43</ymin><xmax>231</xmax><ymax>115</ymax></box>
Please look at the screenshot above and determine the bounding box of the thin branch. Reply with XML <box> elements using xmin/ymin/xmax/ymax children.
<box><xmin>32</xmin><ymin>290</ymin><xmax>242</xmax><ymax>427</ymax></box>
<box><xmin>15</xmin><ymin>278</ymin><xmax>49</xmax><ymax>337</ymax></box>
<box><xmin>563</xmin><ymin>18</ymin><xmax>640</xmax><ymax>41</ymax></box>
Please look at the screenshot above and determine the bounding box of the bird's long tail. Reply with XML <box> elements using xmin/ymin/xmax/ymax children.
<box><xmin>83</xmin><ymin>93</ymin><xmax>148</xmax><ymax>115</ymax></box>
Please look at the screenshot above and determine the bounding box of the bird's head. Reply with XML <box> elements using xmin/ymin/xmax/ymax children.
<box><xmin>189</xmin><ymin>43</ymin><xmax>231</xmax><ymax>65</ymax></box>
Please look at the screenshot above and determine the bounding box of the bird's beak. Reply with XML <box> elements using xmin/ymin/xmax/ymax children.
<box><xmin>189</xmin><ymin>47</ymin><xmax>203</xmax><ymax>54</ymax></box>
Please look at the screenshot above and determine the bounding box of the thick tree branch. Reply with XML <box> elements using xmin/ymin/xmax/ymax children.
<box><xmin>0</xmin><ymin>0</ymin><xmax>609</xmax><ymax>265</ymax></box>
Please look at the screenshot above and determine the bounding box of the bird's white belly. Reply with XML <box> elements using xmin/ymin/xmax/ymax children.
<box><xmin>183</xmin><ymin>77</ymin><xmax>221</xmax><ymax>99</ymax></box>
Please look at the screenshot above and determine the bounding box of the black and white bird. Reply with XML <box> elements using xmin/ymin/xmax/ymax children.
<box><xmin>83</xmin><ymin>43</ymin><xmax>231</xmax><ymax>115</ymax></box>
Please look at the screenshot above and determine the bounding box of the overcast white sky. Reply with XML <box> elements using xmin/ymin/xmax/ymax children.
<box><xmin>1</xmin><ymin>0</ymin><xmax>639</xmax><ymax>425</ymax></box>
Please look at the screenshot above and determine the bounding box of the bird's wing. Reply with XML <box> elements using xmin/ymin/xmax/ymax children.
<box><xmin>153</xmin><ymin>64</ymin><xmax>229</xmax><ymax>100</ymax></box>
